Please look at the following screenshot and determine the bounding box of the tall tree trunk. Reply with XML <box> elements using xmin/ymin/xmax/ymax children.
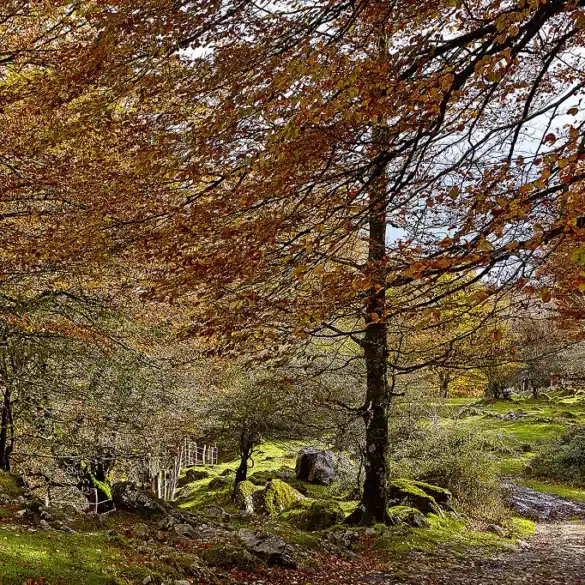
<box><xmin>351</xmin><ymin>33</ymin><xmax>391</xmax><ymax>522</ymax></box>
<box><xmin>232</xmin><ymin>431</ymin><xmax>253</xmax><ymax>500</ymax></box>
<box><xmin>0</xmin><ymin>388</ymin><xmax>12</xmax><ymax>471</ymax></box>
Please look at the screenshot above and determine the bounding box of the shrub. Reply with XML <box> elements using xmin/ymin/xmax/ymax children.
<box><xmin>528</xmin><ymin>425</ymin><xmax>585</xmax><ymax>484</ymax></box>
<box><xmin>387</xmin><ymin>427</ymin><xmax>505</xmax><ymax>520</ymax></box>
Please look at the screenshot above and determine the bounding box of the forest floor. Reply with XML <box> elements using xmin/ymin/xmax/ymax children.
<box><xmin>2</xmin><ymin>393</ymin><xmax>585</xmax><ymax>584</ymax></box>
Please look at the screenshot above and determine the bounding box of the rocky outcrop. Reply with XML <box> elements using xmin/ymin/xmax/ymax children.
<box><xmin>237</xmin><ymin>528</ymin><xmax>297</xmax><ymax>568</ymax></box>
<box><xmin>295</xmin><ymin>448</ymin><xmax>336</xmax><ymax>485</ymax></box>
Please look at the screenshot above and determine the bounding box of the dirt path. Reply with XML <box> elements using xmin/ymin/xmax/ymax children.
<box><xmin>362</xmin><ymin>484</ymin><xmax>585</xmax><ymax>585</ymax></box>
<box><xmin>362</xmin><ymin>521</ymin><xmax>585</xmax><ymax>585</ymax></box>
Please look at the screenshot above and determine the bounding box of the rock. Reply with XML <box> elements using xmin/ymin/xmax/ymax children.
<box><xmin>253</xmin><ymin>479</ymin><xmax>304</xmax><ymax>516</ymax></box>
<box><xmin>517</xmin><ymin>539</ymin><xmax>531</xmax><ymax>550</ymax></box>
<box><xmin>39</xmin><ymin>519</ymin><xmax>51</xmax><ymax>530</ymax></box>
<box><xmin>172</xmin><ymin>523</ymin><xmax>196</xmax><ymax>540</ymax></box>
<box><xmin>174</xmin><ymin>581</ymin><xmax>191</xmax><ymax>585</ymax></box>
<box><xmin>206</xmin><ymin>505</ymin><xmax>230</xmax><ymax>521</ymax></box>
<box><xmin>112</xmin><ymin>482</ymin><xmax>199</xmax><ymax>528</ymax></box>
<box><xmin>237</xmin><ymin>528</ymin><xmax>297</xmax><ymax>568</ymax></box>
<box><xmin>387</xmin><ymin>479</ymin><xmax>448</xmax><ymax>516</ymax></box>
<box><xmin>220</xmin><ymin>468</ymin><xmax>236</xmax><ymax>476</ymax></box>
<box><xmin>486</xmin><ymin>524</ymin><xmax>506</xmax><ymax>537</ymax></box>
<box><xmin>295</xmin><ymin>447</ymin><xmax>336</xmax><ymax>485</ymax></box>
<box><xmin>387</xmin><ymin>505</ymin><xmax>431</xmax><ymax>528</ymax></box>
<box><xmin>233</xmin><ymin>480</ymin><xmax>258</xmax><ymax>514</ymax></box>
<box><xmin>182</xmin><ymin>468</ymin><xmax>211</xmax><ymax>484</ymax></box>
<box><xmin>112</xmin><ymin>482</ymin><xmax>171</xmax><ymax>519</ymax></box>
<box><xmin>142</xmin><ymin>577</ymin><xmax>152</xmax><ymax>585</ymax></box>
<box><xmin>505</xmin><ymin>482</ymin><xmax>585</xmax><ymax>521</ymax></box>
<box><xmin>282</xmin><ymin>499</ymin><xmax>345</xmax><ymax>531</ymax></box>
<box><xmin>0</xmin><ymin>471</ymin><xmax>26</xmax><ymax>499</ymax></box>
<box><xmin>326</xmin><ymin>528</ymin><xmax>360</xmax><ymax>550</ymax></box>
<box><xmin>208</xmin><ymin>476</ymin><xmax>231</xmax><ymax>490</ymax></box>
<box><xmin>131</xmin><ymin>523</ymin><xmax>150</xmax><ymax>540</ymax></box>
<box><xmin>188</xmin><ymin>558</ymin><xmax>216</xmax><ymax>582</ymax></box>
<box><xmin>203</xmin><ymin>543</ymin><xmax>260</xmax><ymax>571</ymax></box>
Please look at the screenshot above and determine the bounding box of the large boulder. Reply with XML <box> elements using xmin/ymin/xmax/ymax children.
<box><xmin>237</xmin><ymin>528</ymin><xmax>297</xmax><ymax>568</ymax></box>
<box><xmin>252</xmin><ymin>479</ymin><xmax>304</xmax><ymax>516</ymax></box>
<box><xmin>0</xmin><ymin>471</ymin><xmax>26</xmax><ymax>500</ymax></box>
<box><xmin>295</xmin><ymin>448</ymin><xmax>336</xmax><ymax>485</ymax></box>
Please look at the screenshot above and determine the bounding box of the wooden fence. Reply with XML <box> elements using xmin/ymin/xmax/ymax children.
<box><xmin>148</xmin><ymin>441</ymin><xmax>219</xmax><ymax>502</ymax></box>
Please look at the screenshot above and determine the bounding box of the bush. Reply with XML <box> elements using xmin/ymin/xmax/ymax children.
<box><xmin>528</xmin><ymin>426</ymin><xmax>585</xmax><ymax>484</ymax></box>
<box><xmin>387</xmin><ymin>427</ymin><xmax>505</xmax><ymax>520</ymax></box>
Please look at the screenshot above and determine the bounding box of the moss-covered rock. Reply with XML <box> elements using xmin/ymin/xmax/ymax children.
<box><xmin>286</xmin><ymin>500</ymin><xmax>345</xmax><ymax>531</ymax></box>
<box><xmin>387</xmin><ymin>505</ymin><xmax>431</xmax><ymax>528</ymax></box>
<box><xmin>388</xmin><ymin>479</ymin><xmax>444</xmax><ymax>516</ymax></box>
<box><xmin>233</xmin><ymin>480</ymin><xmax>259</xmax><ymax>514</ymax></box>
<box><xmin>248</xmin><ymin>470</ymin><xmax>281</xmax><ymax>486</ymax></box>
<box><xmin>203</xmin><ymin>544</ymin><xmax>261</xmax><ymax>571</ymax></box>
<box><xmin>0</xmin><ymin>471</ymin><xmax>25</xmax><ymax>499</ymax></box>
<box><xmin>208</xmin><ymin>476</ymin><xmax>232</xmax><ymax>490</ymax></box>
<box><xmin>253</xmin><ymin>479</ymin><xmax>304</xmax><ymax>516</ymax></box>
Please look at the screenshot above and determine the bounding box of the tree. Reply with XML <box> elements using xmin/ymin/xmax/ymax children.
<box><xmin>205</xmin><ymin>369</ymin><xmax>314</xmax><ymax>496</ymax></box>
<box><xmin>3</xmin><ymin>1</ymin><xmax>585</xmax><ymax>524</ymax></box>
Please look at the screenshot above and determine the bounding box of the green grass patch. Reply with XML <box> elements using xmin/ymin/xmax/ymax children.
<box><xmin>517</xmin><ymin>479</ymin><xmax>585</xmax><ymax>503</ymax></box>
<box><xmin>0</xmin><ymin>528</ymin><xmax>140</xmax><ymax>584</ymax></box>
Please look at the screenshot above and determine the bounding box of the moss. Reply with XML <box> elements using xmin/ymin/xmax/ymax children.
<box><xmin>208</xmin><ymin>476</ymin><xmax>232</xmax><ymax>490</ymax></box>
<box><xmin>517</xmin><ymin>479</ymin><xmax>585</xmax><ymax>503</ymax></box>
<box><xmin>388</xmin><ymin>479</ymin><xmax>443</xmax><ymax>516</ymax></box>
<box><xmin>504</xmin><ymin>516</ymin><xmax>536</xmax><ymax>539</ymax></box>
<box><xmin>281</xmin><ymin>499</ymin><xmax>344</xmax><ymax>531</ymax></box>
<box><xmin>203</xmin><ymin>544</ymin><xmax>261</xmax><ymax>571</ymax></box>
<box><xmin>233</xmin><ymin>480</ymin><xmax>259</xmax><ymax>513</ymax></box>
<box><xmin>0</xmin><ymin>471</ymin><xmax>25</xmax><ymax>498</ymax></box>
<box><xmin>387</xmin><ymin>506</ymin><xmax>431</xmax><ymax>528</ymax></box>
<box><xmin>256</xmin><ymin>479</ymin><xmax>304</xmax><ymax>516</ymax></box>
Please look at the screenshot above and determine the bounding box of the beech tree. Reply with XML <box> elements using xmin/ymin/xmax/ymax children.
<box><xmin>4</xmin><ymin>1</ymin><xmax>585</xmax><ymax>524</ymax></box>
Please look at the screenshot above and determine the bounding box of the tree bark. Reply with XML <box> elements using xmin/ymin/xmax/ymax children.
<box><xmin>0</xmin><ymin>388</ymin><xmax>12</xmax><ymax>471</ymax></box>
<box><xmin>439</xmin><ymin>372</ymin><xmax>450</xmax><ymax>399</ymax></box>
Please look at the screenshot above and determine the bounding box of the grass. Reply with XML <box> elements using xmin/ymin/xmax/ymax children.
<box><xmin>517</xmin><ymin>479</ymin><xmax>585</xmax><ymax>503</ymax></box>
<box><xmin>0</xmin><ymin>528</ymin><xmax>128</xmax><ymax>585</ymax></box>
<box><xmin>376</xmin><ymin>514</ymin><xmax>530</xmax><ymax>558</ymax></box>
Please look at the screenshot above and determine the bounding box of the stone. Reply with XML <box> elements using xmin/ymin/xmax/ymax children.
<box><xmin>387</xmin><ymin>479</ymin><xmax>448</xmax><ymax>516</ymax></box>
<box><xmin>112</xmin><ymin>482</ymin><xmax>171</xmax><ymax>519</ymax></box>
<box><xmin>142</xmin><ymin>577</ymin><xmax>152</xmax><ymax>585</ymax></box>
<box><xmin>208</xmin><ymin>476</ymin><xmax>231</xmax><ymax>490</ymax></box>
<box><xmin>233</xmin><ymin>480</ymin><xmax>258</xmax><ymax>514</ymax></box>
<box><xmin>387</xmin><ymin>506</ymin><xmax>431</xmax><ymax>528</ymax></box>
<box><xmin>179</xmin><ymin>468</ymin><xmax>211</xmax><ymax>486</ymax></box>
<box><xmin>203</xmin><ymin>544</ymin><xmax>260</xmax><ymax>571</ymax></box>
<box><xmin>112</xmin><ymin>482</ymin><xmax>199</xmax><ymax>528</ymax></box>
<box><xmin>237</xmin><ymin>528</ymin><xmax>297</xmax><ymax>568</ymax></box>
<box><xmin>326</xmin><ymin>529</ymin><xmax>360</xmax><ymax>550</ymax></box>
<box><xmin>38</xmin><ymin>519</ymin><xmax>51</xmax><ymax>530</ymax></box>
<box><xmin>174</xmin><ymin>581</ymin><xmax>191</xmax><ymax>585</ymax></box>
<box><xmin>131</xmin><ymin>522</ymin><xmax>150</xmax><ymax>540</ymax></box>
<box><xmin>486</xmin><ymin>523</ymin><xmax>506</xmax><ymax>538</ymax></box>
<box><xmin>253</xmin><ymin>479</ymin><xmax>304</xmax><ymax>516</ymax></box>
<box><xmin>282</xmin><ymin>499</ymin><xmax>345</xmax><ymax>531</ymax></box>
<box><xmin>295</xmin><ymin>447</ymin><xmax>336</xmax><ymax>485</ymax></box>
<box><xmin>172</xmin><ymin>523</ymin><xmax>196</xmax><ymax>540</ymax></box>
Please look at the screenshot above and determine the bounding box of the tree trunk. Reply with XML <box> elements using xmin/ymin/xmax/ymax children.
<box><xmin>349</xmin><ymin>35</ymin><xmax>391</xmax><ymax>522</ymax></box>
<box><xmin>439</xmin><ymin>372</ymin><xmax>450</xmax><ymax>399</ymax></box>
<box><xmin>0</xmin><ymin>388</ymin><xmax>12</xmax><ymax>471</ymax></box>
<box><xmin>232</xmin><ymin>432</ymin><xmax>253</xmax><ymax>500</ymax></box>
